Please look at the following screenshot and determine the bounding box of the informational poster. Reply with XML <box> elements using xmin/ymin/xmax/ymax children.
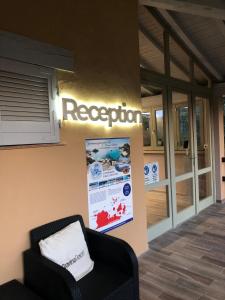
<box><xmin>86</xmin><ymin>138</ymin><xmax>133</xmax><ymax>233</ymax></box>
<box><xmin>144</xmin><ymin>162</ymin><xmax>159</xmax><ymax>185</ymax></box>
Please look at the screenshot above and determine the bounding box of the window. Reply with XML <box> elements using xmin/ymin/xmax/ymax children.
<box><xmin>142</xmin><ymin>95</ymin><xmax>197</xmax><ymax>152</ymax></box>
<box><xmin>195</xmin><ymin>99</ymin><xmax>206</xmax><ymax>150</ymax></box>
<box><xmin>0</xmin><ymin>30</ymin><xmax>74</xmax><ymax>146</ymax></box>
<box><xmin>142</xmin><ymin>106</ymin><xmax>165</xmax><ymax>149</ymax></box>
<box><xmin>155</xmin><ymin>109</ymin><xmax>164</xmax><ymax>146</ymax></box>
<box><xmin>174</xmin><ymin>104</ymin><xmax>189</xmax><ymax>149</ymax></box>
<box><xmin>141</xmin><ymin>88</ymin><xmax>165</xmax><ymax>150</ymax></box>
<box><xmin>0</xmin><ymin>57</ymin><xmax>59</xmax><ymax>146</ymax></box>
<box><xmin>177</xmin><ymin>106</ymin><xmax>189</xmax><ymax>146</ymax></box>
<box><xmin>142</xmin><ymin>112</ymin><xmax>151</xmax><ymax>146</ymax></box>
<box><xmin>173</xmin><ymin>99</ymin><xmax>206</xmax><ymax>151</ymax></box>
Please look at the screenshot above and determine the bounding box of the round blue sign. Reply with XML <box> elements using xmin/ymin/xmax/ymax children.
<box><xmin>123</xmin><ymin>183</ymin><xmax>131</xmax><ymax>196</ymax></box>
<box><xmin>144</xmin><ymin>165</ymin><xmax>150</xmax><ymax>175</ymax></box>
<box><xmin>152</xmin><ymin>163</ymin><xmax>158</xmax><ymax>174</ymax></box>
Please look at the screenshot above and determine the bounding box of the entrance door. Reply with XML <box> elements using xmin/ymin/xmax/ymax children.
<box><xmin>170</xmin><ymin>90</ymin><xmax>196</xmax><ymax>226</ymax></box>
<box><xmin>169</xmin><ymin>91</ymin><xmax>214</xmax><ymax>227</ymax></box>
<box><xmin>142</xmin><ymin>85</ymin><xmax>173</xmax><ymax>240</ymax></box>
<box><xmin>194</xmin><ymin>95</ymin><xmax>214</xmax><ymax>212</ymax></box>
<box><xmin>142</xmin><ymin>86</ymin><xmax>214</xmax><ymax>241</ymax></box>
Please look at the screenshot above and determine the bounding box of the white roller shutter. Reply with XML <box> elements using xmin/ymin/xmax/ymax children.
<box><xmin>0</xmin><ymin>57</ymin><xmax>59</xmax><ymax>145</ymax></box>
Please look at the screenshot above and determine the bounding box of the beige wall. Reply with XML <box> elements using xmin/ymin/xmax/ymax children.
<box><xmin>0</xmin><ymin>0</ymin><xmax>148</xmax><ymax>283</ymax></box>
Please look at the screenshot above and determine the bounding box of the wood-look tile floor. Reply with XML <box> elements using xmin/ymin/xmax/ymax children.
<box><xmin>139</xmin><ymin>204</ymin><xmax>225</xmax><ymax>300</ymax></box>
<box><xmin>146</xmin><ymin>190</ymin><xmax>192</xmax><ymax>226</ymax></box>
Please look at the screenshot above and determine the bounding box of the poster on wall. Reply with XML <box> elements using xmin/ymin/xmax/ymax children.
<box><xmin>85</xmin><ymin>138</ymin><xmax>133</xmax><ymax>233</ymax></box>
<box><xmin>144</xmin><ymin>162</ymin><xmax>159</xmax><ymax>185</ymax></box>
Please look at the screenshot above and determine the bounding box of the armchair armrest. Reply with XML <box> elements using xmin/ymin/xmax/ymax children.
<box><xmin>86</xmin><ymin>228</ymin><xmax>139</xmax><ymax>277</ymax></box>
<box><xmin>23</xmin><ymin>249</ymin><xmax>82</xmax><ymax>300</ymax></box>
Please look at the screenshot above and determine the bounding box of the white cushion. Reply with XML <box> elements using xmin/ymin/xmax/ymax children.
<box><xmin>39</xmin><ymin>221</ymin><xmax>94</xmax><ymax>281</ymax></box>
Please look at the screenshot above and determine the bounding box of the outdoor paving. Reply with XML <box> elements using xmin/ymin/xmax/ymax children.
<box><xmin>139</xmin><ymin>203</ymin><xmax>225</xmax><ymax>300</ymax></box>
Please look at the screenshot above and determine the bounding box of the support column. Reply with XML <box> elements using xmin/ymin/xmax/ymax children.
<box><xmin>213</xmin><ymin>83</ymin><xmax>225</xmax><ymax>202</ymax></box>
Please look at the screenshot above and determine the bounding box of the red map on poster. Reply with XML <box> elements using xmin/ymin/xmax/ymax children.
<box><xmin>96</xmin><ymin>204</ymin><xmax>126</xmax><ymax>228</ymax></box>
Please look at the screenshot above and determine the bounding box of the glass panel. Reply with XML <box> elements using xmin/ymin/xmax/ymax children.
<box><xmin>139</xmin><ymin>6</ymin><xmax>164</xmax><ymax>74</ymax></box>
<box><xmin>155</xmin><ymin>109</ymin><xmax>164</xmax><ymax>146</ymax></box>
<box><xmin>142</xmin><ymin>87</ymin><xmax>168</xmax><ymax>181</ymax></box>
<box><xmin>142</xmin><ymin>112</ymin><xmax>151</xmax><ymax>146</ymax></box>
<box><xmin>196</xmin><ymin>102</ymin><xmax>203</xmax><ymax>148</ymax></box>
<box><xmin>194</xmin><ymin>64</ymin><xmax>209</xmax><ymax>87</ymax></box>
<box><xmin>177</xmin><ymin>106</ymin><xmax>189</xmax><ymax>147</ymax></box>
<box><xmin>170</xmin><ymin>36</ymin><xmax>190</xmax><ymax>82</ymax></box>
<box><xmin>176</xmin><ymin>178</ymin><xmax>193</xmax><ymax>212</ymax></box>
<box><xmin>172</xmin><ymin>92</ymin><xmax>192</xmax><ymax>176</ymax></box>
<box><xmin>195</xmin><ymin>97</ymin><xmax>211</xmax><ymax>169</ymax></box>
<box><xmin>145</xmin><ymin>185</ymin><xmax>169</xmax><ymax>226</ymax></box>
<box><xmin>198</xmin><ymin>172</ymin><xmax>212</xmax><ymax>200</ymax></box>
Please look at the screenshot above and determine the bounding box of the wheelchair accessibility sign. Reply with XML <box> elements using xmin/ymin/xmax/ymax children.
<box><xmin>144</xmin><ymin>162</ymin><xmax>159</xmax><ymax>185</ymax></box>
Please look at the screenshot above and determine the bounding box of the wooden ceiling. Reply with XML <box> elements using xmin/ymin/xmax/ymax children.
<box><xmin>139</xmin><ymin>0</ymin><xmax>225</xmax><ymax>90</ymax></box>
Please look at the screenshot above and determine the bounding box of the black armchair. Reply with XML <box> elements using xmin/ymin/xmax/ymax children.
<box><xmin>23</xmin><ymin>215</ymin><xmax>139</xmax><ymax>300</ymax></box>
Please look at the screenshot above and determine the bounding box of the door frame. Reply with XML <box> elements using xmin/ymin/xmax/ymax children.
<box><xmin>141</xmin><ymin>70</ymin><xmax>215</xmax><ymax>241</ymax></box>
<box><xmin>144</xmin><ymin>84</ymin><xmax>173</xmax><ymax>241</ymax></box>
<box><xmin>168</xmin><ymin>87</ymin><xmax>196</xmax><ymax>228</ymax></box>
<box><xmin>192</xmin><ymin>92</ymin><xmax>214</xmax><ymax>214</ymax></box>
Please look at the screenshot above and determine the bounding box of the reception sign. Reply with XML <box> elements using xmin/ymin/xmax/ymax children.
<box><xmin>86</xmin><ymin>138</ymin><xmax>133</xmax><ymax>233</ymax></box>
<box><xmin>63</xmin><ymin>98</ymin><xmax>142</xmax><ymax>127</ymax></box>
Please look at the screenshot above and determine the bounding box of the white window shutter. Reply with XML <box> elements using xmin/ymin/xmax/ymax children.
<box><xmin>0</xmin><ymin>57</ymin><xmax>59</xmax><ymax>146</ymax></box>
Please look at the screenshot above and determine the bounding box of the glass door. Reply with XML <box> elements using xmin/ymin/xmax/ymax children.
<box><xmin>142</xmin><ymin>85</ymin><xmax>172</xmax><ymax>240</ymax></box>
<box><xmin>170</xmin><ymin>90</ymin><xmax>196</xmax><ymax>226</ymax></box>
<box><xmin>193</xmin><ymin>95</ymin><xmax>214</xmax><ymax>211</ymax></box>
<box><xmin>142</xmin><ymin>86</ymin><xmax>214</xmax><ymax>242</ymax></box>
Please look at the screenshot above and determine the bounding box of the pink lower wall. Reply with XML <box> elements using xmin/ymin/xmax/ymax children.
<box><xmin>0</xmin><ymin>0</ymin><xmax>148</xmax><ymax>283</ymax></box>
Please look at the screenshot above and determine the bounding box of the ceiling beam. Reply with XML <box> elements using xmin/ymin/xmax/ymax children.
<box><xmin>140</xmin><ymin>0</ymin><xmax>225</xmax><ymax>20</ymax></box>
<box><xmin>157</xmin><ymin>9</ymin><xmax>223</xmax><ymax>81</ymax></box>
<box><xmin>140</xmin><ymin>56</ymin><xmax>154</xmax><ymax>71</ymax></box>
<box><xmin>141</xmin><ymin>85</ymin><xmax>154</xmax><ymax>96</ymax></box>
<box><xmin>213</xmin><ymin>82</ymin><xmax>225</xmax><ymax>97</ymax></box>
<box><xmin>139</xmin><ymin>23</ymin><xmax>190</xmax><ymax>77</ymax></box>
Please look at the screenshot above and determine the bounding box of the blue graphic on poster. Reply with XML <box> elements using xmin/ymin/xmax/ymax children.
<box><xmin>86</xmin><ymin>138</ymin><xmax>133</xmax><ymax>233</ymax></box>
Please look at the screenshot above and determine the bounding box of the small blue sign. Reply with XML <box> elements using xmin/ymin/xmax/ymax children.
<box><xmin>152</xmin><ymin>163</ymin><xmax>158</xmax><ymax>174</ymax></box>
<box><xmin>144</xmin><ymin>162</ymin><xmax>159</xmax><ymax>185</ymax></box>
<box><xmin>144</xmin><ymin>165</ymin><xmax>150</xmax><ymax>175</ymax></box>
<box><xmin>123</xmin><ymin>183</ymin><xmax>131</xmax><ymax>196</ymax></box>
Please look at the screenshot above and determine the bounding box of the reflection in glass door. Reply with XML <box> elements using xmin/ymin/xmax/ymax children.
<box><xmin>194</xmin><ymin>96</ymin><xmax>213</xmax><ymax>211</ymax></box>
<box><xmin>142</xmin><ymin>85</ymin><xmax>172</xmax><ymax>240</ymax></box>
<box><xmin>170</xmin><ymin>91</ymin><xmax>196</xmax><ymax>226</ymax></box>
